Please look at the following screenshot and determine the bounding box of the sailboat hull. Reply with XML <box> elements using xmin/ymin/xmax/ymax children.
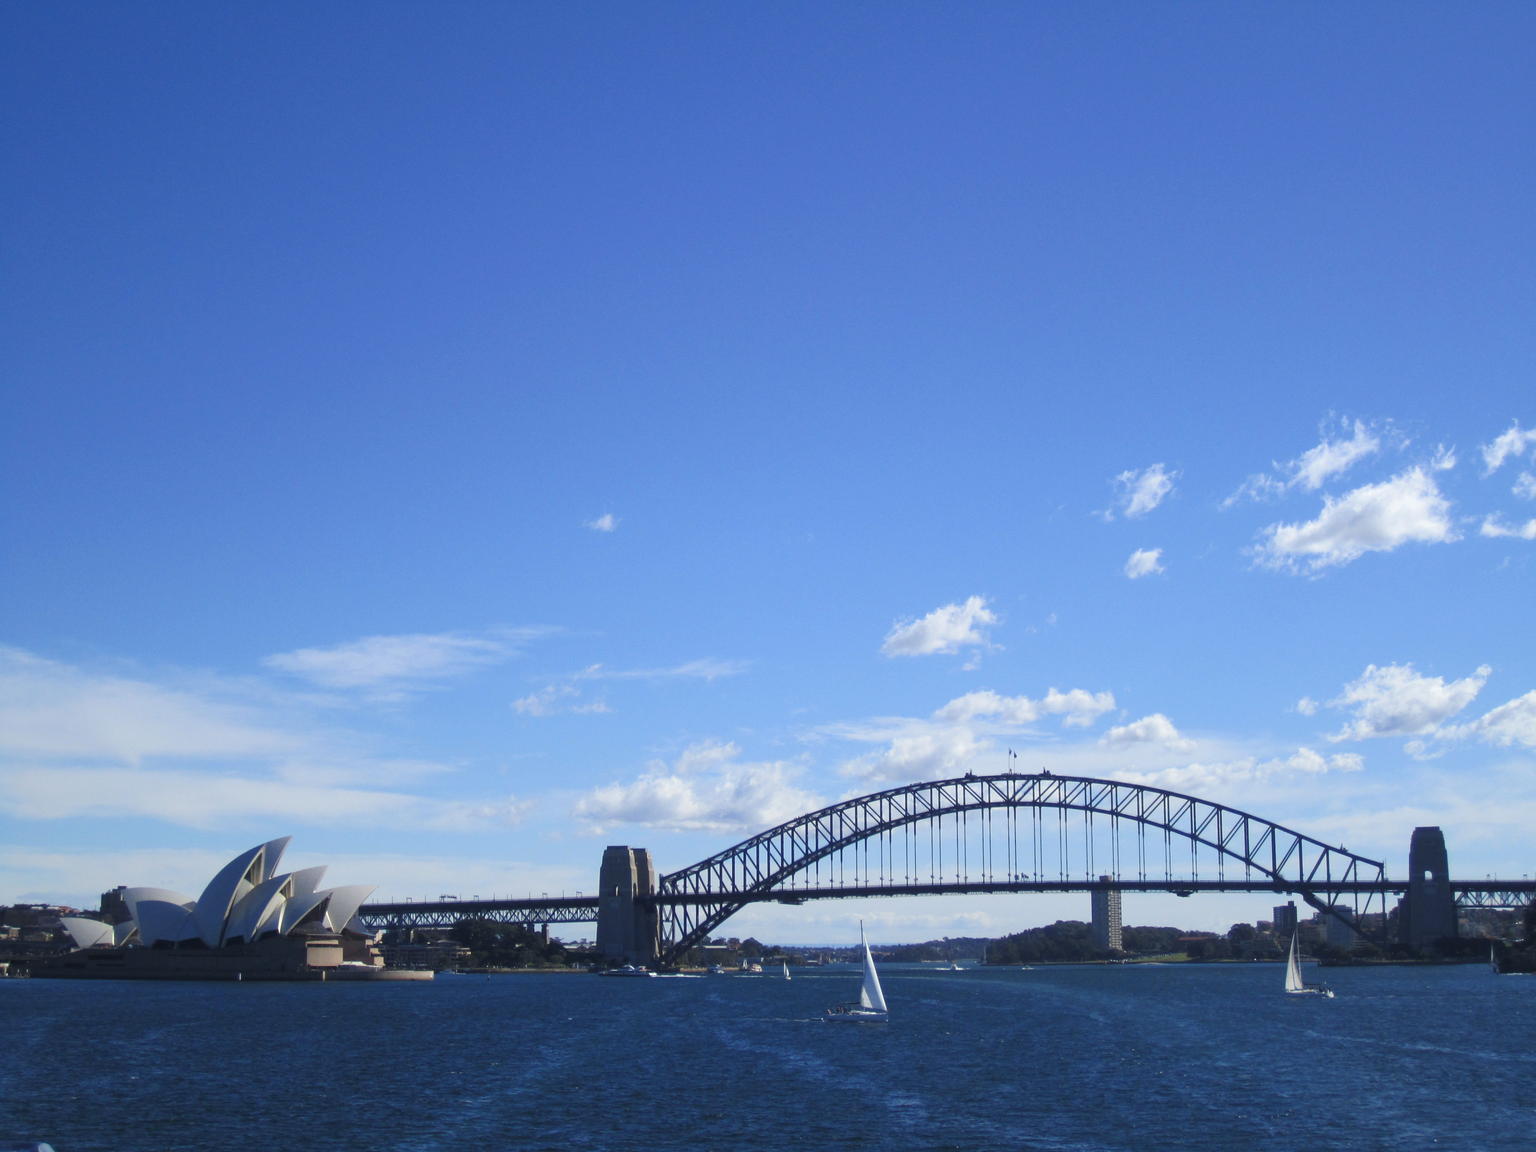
<box><xmin>825</xmin><ymin>1007</ymin><xmax>888</xmax><ymax>1022</ymax></box>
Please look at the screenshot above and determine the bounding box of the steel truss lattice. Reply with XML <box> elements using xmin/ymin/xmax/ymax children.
<box><xmin>654</xmin><ymin>773</ymin><xmax>1391</xmax><ymax>964</ymax></box>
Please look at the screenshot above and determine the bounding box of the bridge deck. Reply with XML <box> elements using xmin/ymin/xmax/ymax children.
<box><xmin>359</xmin><ymin>877</ymin><xmax>1535</xmax><ymax>929</ymax></box>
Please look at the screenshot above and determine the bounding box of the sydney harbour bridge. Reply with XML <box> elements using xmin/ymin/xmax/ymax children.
<box><xmin>357</xmin><ymin>773</ymin><xmax>1534</xmax><ymax>967</ymax></box>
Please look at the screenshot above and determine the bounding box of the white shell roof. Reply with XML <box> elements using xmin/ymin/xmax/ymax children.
<box><xmin>60</xmin><ymin>916</ymin><xmax>114</xmax><ymax>950</ymax></box>
<box><xmin>136</xmin><ymin>899</ymin><xmax>200</xmax><ymax>943</ymax></box>
<box><xmin>318</xmin><ymin>884</ymin><xmax>376</xmax><ymax>934</ymax></box>
<box><xmin>120</xmin><ymin>838</ymin><xmax>370</xmax><ymax>949</ymax></box>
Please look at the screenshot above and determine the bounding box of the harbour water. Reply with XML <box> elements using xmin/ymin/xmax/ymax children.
<box><xmin>4</xmin><ymin>962</ymin><xmax>1531</xmax><ymax>1151</ymax></box>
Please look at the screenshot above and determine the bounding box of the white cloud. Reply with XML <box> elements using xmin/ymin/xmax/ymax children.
<box><xmin>1324</xmin><ymin>662</ymin><xmax>1490</xmax><ymax>742</ymax></box>
<box><xmin>0</xmin><ymin>763</ymin><xmax>529</xmax><ymax>833</ymax></box>
<box><xmin>512</xmin><ymin>684</ymin><xmax>611</xmax><ymax>717</ymax></box>
<box><xmin>933</xmin><ymin>687</ymin><xmax>1115</xmax><ymax>729</ymax></box>
<box><xmin>881</xmin><ymin>595</ymin><xmax>997</xmax><ymax>657</ymax></box>
<box><xmin>1124</xmin><ymin>548</ymin><xmax>1164</xmax><ymax>579</ymax></box>
<box><xmin>263</xmin><ymin>631</ymin><xmax>518</xmax><ymax>691</ymax></box>
<box><xmin>1224</xmin><ymin>418</ymin><xmax>1385</xmax><ymax>507</ymax></box>
<box><xmin>1480</xmin><ymin>420</ymin><xmax>1536</xmax><ymax>475</ymax></box>
<box><xmin>839</xmin><ymin>725</ymin><xmax>989</xmax><ymax>784</ymax></box>
<box><xmin>574</xmin><ymin>659</ymin><xmax>747</xmax><ymax>682</ymax></box>
<box><xmin>1295</xmin><ymin>697</ymin><xmax>1319</xmax><ymax>717</ymax></box>
<box><xmin>1118</xmin><ymin>747</ymin><xmax>1362</xmax><ymax>794</ymax></box>
<box><xmin>1514</xmin><ymin>472</ymin><xmax>1536</xmax><ymax>501</ymax></box>
<box><xmin>1254</xmin><ymin>467</ymin><xmax>1456</xmax><ymax>572</ymax></box>
<box><xmin>513</xmin><ymin>658</ymin><xmax>745</xmax><ymax>717</ymax></box>
<box><xmin>1288</xmin><ymin>419</ymin><xmax>1383</xmax><ymax>491</ymax></box>
<box><xmin>1438</xmin><ymin>690</ymin><xmax>1536</xmax><ymax>750</ymax></box>
<box><xmin>819</xmin><ymin>688</ymin><xmax>1122</xmax><ymax>785</ymax></box>
<box><xmin>0</xmin><ymin>647</ymin><xmax>298</xmax><ymax>763</ymax></box>
<box><xmin>572</xmin><ymin>741</ymin><xmax>820</xmax><ymax>833</ymax></box>
<box><xmin>1101</xmin><ymin>713</ymin><xmax>1194</xmax><ymax>751</ymax></box>
<box><xmin>1109</xmin><ymin>463</ymin><xmax>1177</xmax><ymax>519</ymax></box>
<box><xmin>1479</xmin><ymin>515</ymin><xmax>1536</xmax><ymax>540</ymax></box>
<box><xmin>0</xmin><ymin>646</ymin><xmax>525</xmax><ymax>834</ymax></box>
<box><xmin>585</xmin><ymin>513</ymin><xmax>619</xmax><ymax>532</ymax></box>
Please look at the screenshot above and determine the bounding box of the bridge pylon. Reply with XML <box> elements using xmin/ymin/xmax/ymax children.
<box><xmin>596</xmin><ymin>845</ymin><xmax>660</xmax><ymax>965</ymax></box>
<box><xmin>1400</xmin><ymin>826</ymin><xmax>1457</xmax><ymax>950</ymax></box>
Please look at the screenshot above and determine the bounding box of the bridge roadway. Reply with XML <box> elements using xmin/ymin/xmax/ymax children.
<box><xmin>357</xmin><ymin>877</ymin><xmax>1536</xmax><ymax>933</ymax></box>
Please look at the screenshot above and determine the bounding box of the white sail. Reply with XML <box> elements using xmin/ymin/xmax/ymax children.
<box><xmin>782</xmin><ymin>960</ymin><xmax>791</xmax><ymax>981</ymax></box>
<box><xmin>1285</xmin><ymin>931</ymin><xmax>1305</xmax><ymax>993</ymax></box>
<box><xmin>858</xmin><ymin>925</ymin><xmax>887</xmax><ymax>1013</ymax></box>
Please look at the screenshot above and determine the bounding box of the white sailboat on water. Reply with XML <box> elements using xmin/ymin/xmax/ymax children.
<box><xmin>1284</xmin><ymin>931</ymin><xmax>1334</xmax><ymax>998</ymax></box>
<box><xmin>826</xmin><ymin>923</ymin><xmax>888</xmax><ymax>1022</ymax></box>
<box><xmin>782</xmin><ymin>960</ymin><xmax>791</xmax><ymax>981</ymax></box>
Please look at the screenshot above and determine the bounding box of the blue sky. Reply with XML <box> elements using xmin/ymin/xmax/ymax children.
<box><xmin>3</xmin><ymin>4</ymin><xmax>1533</xmax><ymax>942</ymax></box>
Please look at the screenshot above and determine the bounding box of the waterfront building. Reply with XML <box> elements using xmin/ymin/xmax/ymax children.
<box><xmin>1322</xmin><ymin>904</ymin><xmax>1358</xmax><ymax>949</ymax></box>
<box><xmin>1273</xmin><ymin>901</ymin><xmax>1298</xmax><ymax>938</ymax></box>
<box><xmin>33</xmin><ymin>837</ymin><xmax>427</xmax><ymax>981</ymax></box>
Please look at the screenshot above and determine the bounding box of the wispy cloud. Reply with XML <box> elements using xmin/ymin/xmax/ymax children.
<box><xmin>572</xmin><ymin>741</ymin><xmax>820</xmax><ymax>833</ymax></box>
<box><xmin>512</xmin><ymin>684</ymin><xmax>612</xmax><ymax>717</ymax></box>
<box><xmin>1438</xmin><ymin>690</ymin><xmax>1536</xmax><ymax>750</ymax></box>
<box><xmin>514</xmin><ymin>658</ymin><xmax>747</xmax><ymax>717</ymax></box>
<box><xmin>574</xmin><ymin>659</ymin><xmax>747</xmax><ymax>683</ymax></box>
<box><xmin>585</xmin><ymin>512</ymin><xmax>619</xmax><ymax>533</ymax></box>
<box><xmin>1225</xmin><ymin>418</ymin><xmax>1385</xmax><ymax>507</ymax></box>
<box><xmin>0</xmin><ymin>763</ymin><xmax>530</xmax><ymax>833</ymax></box>
<box><xmin>1253</xmin><ymin>467</ymin><xmax>1456</xmax><ymax>573</ymax></box>
<box><xmin>934</xmin><ymin>687</ymin><xmax>1115</xmax><ymax>729</ymax></box>
<box><xmin>263</xmin><ymin>630</ymin><xmax>534</xmax><ymax>693</ymax></box>
<box><xmin>1479</xmin><ymin>515</ymin><xmax>1536</xmax><ymax>541</ymax></box>
<box><xmin>881</xmin><ymin>595</ymin><xmax>997</xmax><ymax>658</ymax></box>
<box><xmin>0</xmin><ymin>646</ymin><xmax>526</xmax><ymax>834</ymax></box>
<box><xmin>1480</xmin><ymin>420</ymin><xmax>1536</xmax><ymax>476</ymax></box>
<box><xmin>1116</xmin><ymin>747</ymin><xmax>1363</xmax><ymax>795</ymax></box>
<box><xmin>1124</xmin><ymin>548</ymin><xmax>1164</xmax><ymax>579</ymax></box>
<box><xmin>1106</xmin><ymin>463</ymin><xmax>1177</xmax><ymax>520</ymax></box>
<box><xmin>0</xmin><ymin>646</ymin><xmax>298</xmax><ymax>763</ymax></box>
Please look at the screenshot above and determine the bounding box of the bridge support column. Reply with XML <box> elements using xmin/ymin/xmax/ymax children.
<box><xmin>596</xmin><ymin>846</ymin><xmax>660</xmax><ymax>966</ymax></box>
<box><xmin>1400</xmin><ymin>826</ymin><xmax>1457</xmax><ymax>951</ymax></box>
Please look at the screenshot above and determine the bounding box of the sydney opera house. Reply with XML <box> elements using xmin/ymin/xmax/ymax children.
<box><xmin>34</xmin><ymin>837</ymin><xmax>428</xmax><ymax>980</ymax></box>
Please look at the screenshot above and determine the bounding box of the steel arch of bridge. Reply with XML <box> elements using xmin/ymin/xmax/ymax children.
<box><xmin>654</xmin><ymin>773</ymin><xmax>1389</xmax><ymax>964</ymax></box>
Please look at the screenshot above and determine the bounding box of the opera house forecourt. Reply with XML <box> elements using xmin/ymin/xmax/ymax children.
<box><xmin>33</xmin><ymin>837</ymin><xmax>430</xmax><ymax>981</ymax></box>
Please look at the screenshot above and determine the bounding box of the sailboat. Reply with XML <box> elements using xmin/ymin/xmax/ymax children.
<box><xmin>781</xmin><ymin>960</ymin><xmax>791</xmax><ymax>981</ymax></box>
<box><xmin>826</xmin><ymin>923</ymin><xmax>888</xmax><ymax>1022</ymax></box>
<box><xmin>1284</xmin><ymin>931</ymin><xmax>1334</xmax><ymax>998</ymax></box>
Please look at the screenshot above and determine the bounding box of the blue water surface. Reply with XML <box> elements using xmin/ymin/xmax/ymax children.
<box><xmin>3</xmin><ymin>963</ymin><xmax>1531</xmax><ymax>1151</ymax></box>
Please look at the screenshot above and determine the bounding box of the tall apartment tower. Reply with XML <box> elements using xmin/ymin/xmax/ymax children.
<box><xmin>1091</xmin><ymin>875</ymin><xmax>1123</xmax><ymax>952</ymax></box>
<box><xmin>1272</xmin><ymin>901</ymin><xmax>1298</xmax><ymax>938</ymax></box>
